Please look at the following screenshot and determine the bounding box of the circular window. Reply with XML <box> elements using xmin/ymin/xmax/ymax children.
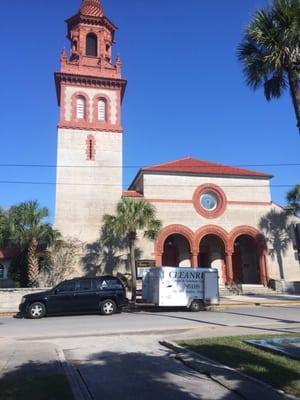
<box><xmin>193</xmin><ymin>184</ymin><xmax>227</xmax><ymax>218</ymax></box>
<box><xmin>200</xmin><ymin>192</ymin><xmax>218</xmax><ymax>211</ymax></box>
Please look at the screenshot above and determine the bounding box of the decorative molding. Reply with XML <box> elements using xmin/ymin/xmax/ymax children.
<box><xmin>155</xmin><ymin>224</ymin><xmax>196</xmax><ymax>255</ymax></box>
<box><xmin>86</xmin><ymin>134</ymin><xmax>96</xmax><ymax>161</ymax></box>
<box><xmin>193</xmin><ymin>184</ymin><xmax>227</xmax><ymax>219</ymax></box>
<box><xmin>194</xmin><ymin>225</ymin><xmax>229</xmax><ymax>252</ymax></box>
<box><xmin>228</xmin><ymin>201</ymin><xmax>271</xmax><ymax>206</ymax></box>
<box><xmin>57</xmin><ymin>123</ymin><xmax>123</xmax><ymax>133</ymax></box>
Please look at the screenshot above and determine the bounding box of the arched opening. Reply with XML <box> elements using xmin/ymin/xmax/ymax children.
<box><xmin>162</xmin><ymin>234</ymin><xmax>191</xmax><ymax>267</ymax></box>
<box><xmin>198</xmin><ymin>235</ymin><xmax>226</xmax><ymax>281</ymax></box>
<box><xmin>98</xmin><ymin>98</ymin><xmax>106</xmax><ymax>121</ymax></box>
<box><xmin>232</xmin><ymin>235</ymin><xmax>260</xmax><ymax>284</ymax></box>
<box><xmin>76</xmin><ymin>96</ymin><xmax>86</xmax><ymax>119</ymax></box>
<box><xmin>86</xmin><ymin>33</ymin><xmax>98</xmax><ymax>57</ymax></box>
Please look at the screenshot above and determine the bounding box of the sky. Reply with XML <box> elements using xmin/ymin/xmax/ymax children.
<box><xmin>0</xmin><ymin>0</ymin><xmax>299</xmax><ymax>224</ymax></box>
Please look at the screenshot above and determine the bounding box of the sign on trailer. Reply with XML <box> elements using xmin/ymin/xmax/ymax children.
<box><xmin>142</xmin><ymin>267</ymin><xmax>219</xmax><ymax>309</ymax></box>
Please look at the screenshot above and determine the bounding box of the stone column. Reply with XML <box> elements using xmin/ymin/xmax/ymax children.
<box><xmin>225</xmin><ymin>252</ymin><xmax>233</xmax><ymax>284</ymax></box>
<box><xmin>155</xmin><ymin>253</ymin><xmax>162</xmax><ymax>266</ymax></box>
<box><xmin>191</xmin><ymin>252</ymin><xmax>198</xmax><ymax>268</ymax></box>
<box><xmin>259</xmin><ymin>252</ymin><xmax>268</xmax><ymax>286</ymax></box>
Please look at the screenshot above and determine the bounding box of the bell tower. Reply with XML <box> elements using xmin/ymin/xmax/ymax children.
<box><xmin>55</xmin><ymin>0</ymin><xmax>127</xmax><ymax>242</ymax></box>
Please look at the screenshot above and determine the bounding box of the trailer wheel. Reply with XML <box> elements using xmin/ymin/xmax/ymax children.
<box><xmin>189</xmin><ymin>300</ymin><xmax>204</xmax><ymax>312</ymax></box>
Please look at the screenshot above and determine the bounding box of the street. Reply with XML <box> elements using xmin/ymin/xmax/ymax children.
<box><xmin>1</xmin><ymin>306</ymin><xmax>300</xmax><ymax>340</ymax></box>
<box><xmin>0</xmin><ymin>306</ymin><xmax>299</xmax><ymax>400</ymax></box>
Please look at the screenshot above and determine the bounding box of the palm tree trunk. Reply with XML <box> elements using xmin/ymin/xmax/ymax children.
<box><xmin>288</xmin><ymin>67</ymin><xmax>300</xmax><ymax>132</ymax></box>
<box><xmin>27</xmin><ymin>237</ymin><xmax>39</xmax><ymax>287</ymax></box>
<box><xmin>129</xmin><ymin>232</ymin><xmax>137</xmax><ymax>302</ymax></box>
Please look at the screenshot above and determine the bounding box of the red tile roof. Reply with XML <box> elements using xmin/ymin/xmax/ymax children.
<box><xmin>142</xmin><ymin>157</ymin><xmax>272</xmax><ymax>178</ymax></box>
<box><xmin>122</xmin><ymin>190</ymin><xmax>144</xmax><ymax>198</ymax></box>
<box><xmin>80</xmin><ymin>0</ymin><xmax>104</xmax><ymax>17</ymax></box>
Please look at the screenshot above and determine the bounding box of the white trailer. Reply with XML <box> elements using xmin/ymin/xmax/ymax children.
<box><xmin>141</xmin><ymin>267</ymin><xmax>219</xmax><ymax>311</ymax></box>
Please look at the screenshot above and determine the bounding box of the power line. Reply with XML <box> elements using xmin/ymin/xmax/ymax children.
<box><xmin>0</xmin><ymin>180</ymin><xmax>295</xmax><ymax>188</ymax></box>
<box><xmin>0</xmin><ymin>163</ymin><xmax>299</xmax><ymax>169</ymax></box>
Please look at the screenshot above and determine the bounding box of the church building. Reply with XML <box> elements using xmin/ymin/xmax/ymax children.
<box><xmin>54</xmin><ymin>0</ymin><xmax>300</xmax><ymax>290</ymax></box>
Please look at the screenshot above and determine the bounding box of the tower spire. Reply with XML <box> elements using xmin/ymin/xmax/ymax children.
<box><xmin>80</xmin><ymin>0</ymin><xmax>104</xmax><ymax>17</ymax></box>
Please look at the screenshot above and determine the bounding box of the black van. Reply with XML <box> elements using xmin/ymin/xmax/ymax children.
<box><xmin>19</xmin><ymin>276</ymin><xmax>128</xmax><ymax>319</ymax></box>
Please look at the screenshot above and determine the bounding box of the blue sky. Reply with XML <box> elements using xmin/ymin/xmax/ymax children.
<box><xmin>0</xmin><ymin>0</ymin><xmax>299</xmax><ymax>223</ymax></box>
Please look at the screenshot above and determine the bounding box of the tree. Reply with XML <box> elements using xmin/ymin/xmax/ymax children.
<box><xmin>7</xmin><ymin>201</ymin><xmax>60</xmax><ymax>287</ymax></box>
<box><xmin>237</xmin><ymin>0</ymin><xmax>300</xmax><ymax>131</ymax></box>
<box><xmin>0</xmin><ymin>208</ymin><xmax>9</xmax><ymax>247</ymax></box>
<box><xmin>102</xmin><ymin>198</ymin><xmax>162</xmax><ymax>302</ymax></box>
<box><xmin>38</xmin><ymin>238</ymin><xmax>83</xmax><ymax>287</ymax></box>
<box><xmin>286</xmin><ymin>183</ymin><xmax>300</xmax><ymax>215</ymax></box>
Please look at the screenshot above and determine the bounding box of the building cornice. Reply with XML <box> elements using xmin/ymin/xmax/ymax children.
<box><xmin>54</xmin><ymin>72</ymin><xmax>127</xmax><ymax>105</ymax></box>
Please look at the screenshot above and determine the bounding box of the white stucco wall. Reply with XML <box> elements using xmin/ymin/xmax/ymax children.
<box><xmin>55</xmin><ymin>128</ymin><xmax>122</xmax><ymax>243</ymax></box>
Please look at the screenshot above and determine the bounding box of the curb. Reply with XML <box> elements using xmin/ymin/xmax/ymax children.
<box><xmin>0</xmin><ymin>312</ymin><xmax>17</xmax><ymax>317</ymax></box>
<box><xmin>56</xmin><ymin>348</ymin><xmax>92</xmax><ymax>400</ymax></box>
<box><xmin>160</xmin><ymin>340</ymin><xmax>298</xmax><ymax>400</ymax></box>
<box><xmin>209</xmin><ymin>301</ymin><xmax>300</xmax><ymax>310</ymax></box>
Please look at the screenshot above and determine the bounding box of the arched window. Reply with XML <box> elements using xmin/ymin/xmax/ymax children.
<box><xmin>98</xmin><ymin>98</ymin><xmax>106</xmax><ymax>121</ymax></box>
<box><xmin>86</xmin><ymin>33</ymin><xmax>98</xmax><ymax>57</ymax></box>
<box><xmin>86</xmin><ymin>135</ymin><xmax>96</xmax><ymax>161</ymax></box>
<box><xmin>76</xmin><ymin>96</ymin><xmax>85</xmax><ymax>119</ymax></box>
<box><xmin>0</xmin><ymin>264</ymin><xmax>4</xmax><ymax>280</ymax></box>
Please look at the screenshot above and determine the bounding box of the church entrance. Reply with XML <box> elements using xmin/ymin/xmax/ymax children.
<box><xmin>198</xmin><ymin>235</ymin><xmax>226</xmax><ymax>283</ymax></box>
<box><xmin>232</xmin><ymin>235</ymin><xmax>260</xmax><ymax>284</ymax></box>
<box><xmin>162</xmin><ymin>234</ymin><xmax>191</xmax><ymax>267</ymax></box>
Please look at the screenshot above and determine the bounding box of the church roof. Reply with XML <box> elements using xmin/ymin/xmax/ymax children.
<box><xmin>142</xmin><ymin>157</ymin><xmax>272</xmax><ymax>178</ymax></box>
<box><xmin>80</xmin><ymin>0</ymin><xmax>104</xmax><ymax>17</ymax></box>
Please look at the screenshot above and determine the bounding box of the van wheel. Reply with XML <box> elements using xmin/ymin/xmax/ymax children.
<box><xmin>28</xmin><ymin>302</ymin><xmax>46</xmax><ymax>319</ymax></box>
<box><xmin>100</xmin><ymin>300</ymin><xmax>117</xmax><ymax>315</ymax></box>
<box><xmin>189</xmin><ymin>300</ymin><xmax>204</xmax><ymax>312</ymax></box>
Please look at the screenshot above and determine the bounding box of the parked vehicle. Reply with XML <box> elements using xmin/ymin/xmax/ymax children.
<box><xmin>142</xmin><ymin>267</ymin><xmax>219</xmax><ymax>311</ymax></box>
<box><xmin>19</xmin><ymin>276</ymin><xmax>128</xmax><ymax>319</ymax></box>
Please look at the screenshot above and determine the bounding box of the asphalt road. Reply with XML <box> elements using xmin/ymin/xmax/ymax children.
<box><xmin>1</xmin><ymin>306</ymin><xmax>299</xmax><ymax>400</ymax></box>
<box><xmin>0</xmin><ymin>306</ymin><xmax>300</xmax><ymax>340</ymax></box>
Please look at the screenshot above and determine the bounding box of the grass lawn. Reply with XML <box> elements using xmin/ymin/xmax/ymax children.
<box><xmin>0</xmin><ymin>373</ymin><xmax>74</xmax><ymax>400</ymax></box>
<box><xmin>178</xmin><ymin>333</ymin><xmax>300</xmax><ymax>398</ymax></box>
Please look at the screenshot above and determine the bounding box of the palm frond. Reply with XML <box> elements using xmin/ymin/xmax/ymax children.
<box><xmin>264</xmin><ymin>73</ymin><xmax>288</xmax><ymax>100</ymax></box>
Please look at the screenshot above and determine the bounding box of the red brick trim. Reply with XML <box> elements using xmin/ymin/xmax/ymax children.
<box><xmin>193</xmin><ymin>184</ymin><xmax>227</xmax><ymax>219</ymax></box>
<box><xmin>228</xmin><ymin>201</ymin><xmax>271</xmax><ymax>206</ymax></box>
<box><xmin>141</xmin><ymin>198</ymin><xmax>271</xmax><ymax>206</ymax></box>
<box><xmin>92</xmin><ymin>93</ymin><xmax>112</xmax><ymax>128</ymax></box>
<box><xmin>122</xmin><ymin>191</ymin><xmax>143</xmax><ymax>198</ymax></box>
<box><xmin>194</xmin><ymin>225</ymin><xmax>229</xmax><ymax>252</ymax></box>
<box><xmin>147</xmin><ymin>199</ymin><xmax>193</xmax><ymax>204</ymax></box>
<box><xmin>57</xmin><ymin>122</ymin><xmax>123</xmax><ymax>133</ymax></box>
<box><xmin>86</xmin><ymin>134</ymin><xmax>96</xmax><ymax>161</ymax></box>
<box><xmin>228</xmin><ymin>225</ymin><xmax>266</xmax><ymax>253</ymax></box>
<box><xmin>71</xmin><ymin>91</ymin><xmax>90</xmax><ymax>123</ymax></box>
<box><xmin>155</xmin><ymin>224</ymin><xmax>196</xmax><ymax>265</ymax></box>
<box><xmin>228</xmin><ymin>225</ymin><xmax>269</xmax><ymax>285</ymax></box>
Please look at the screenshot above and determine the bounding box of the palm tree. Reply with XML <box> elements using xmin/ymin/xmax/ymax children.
<box><xmin>286</xmin><ymin>184</ymin><xmax>300</xmax><ymax>215</ymax></box>
<box><xmin>238</xmin><ymin>0</ymin><xmax>300</xmax><ymax>131</ymax></box>
<box><xmin>102</xmin><ymin>198</ymin><xmax>162</xmax><ymax>302</ymax></box>
<box><xmin>8</xmin><ymin>201</ymin><xmax>60</xmax><ymax>287</ymax></box>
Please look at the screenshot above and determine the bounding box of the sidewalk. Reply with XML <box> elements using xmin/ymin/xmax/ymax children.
<box><xmin>217</xmin><ymin>293</ymin><xmax>300</xmax><ymax>308</ymax></box>
<box><xmin>160</xmin><ymin>340</ymin><xmax>297</xmax><ymax>400</ymax></box>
